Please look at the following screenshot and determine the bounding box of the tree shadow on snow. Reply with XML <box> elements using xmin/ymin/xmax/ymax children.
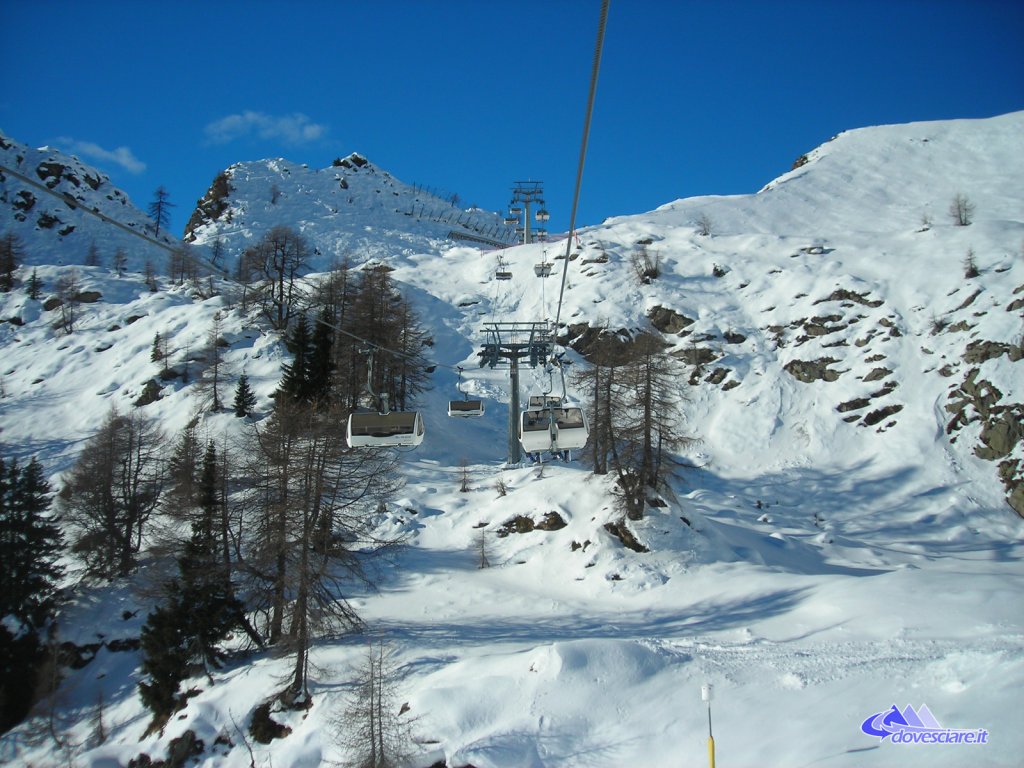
<box><xmin>367</xmin><ymin>587</ymin><xmax>809</xmax><ymax>649</ymax></box>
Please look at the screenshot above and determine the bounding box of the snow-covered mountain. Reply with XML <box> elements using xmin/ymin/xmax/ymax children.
<box><xmin>183</xmin><ymin>152</ymin><xmax>518</xmax><ymax>264</ymax></box>
<box><xmin>0</xmin><ymin>132</ymin><xmax>180</xmax><ymax>272</ymax></box>
<box><xmin>1</xmin><ymin>112</ymin><xmax>1023</xmax><ymax>767</ymax></box>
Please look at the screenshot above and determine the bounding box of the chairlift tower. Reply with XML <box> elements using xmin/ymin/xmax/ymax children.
<box><xmin>508</xmin><ymin>181</ymin><xmax>550</xmax><ymax>245</ymax></box>
<box><xmin>481</xmin><ymin>321</ymin><xmax>555</xmax><ymax>464</ymax></box>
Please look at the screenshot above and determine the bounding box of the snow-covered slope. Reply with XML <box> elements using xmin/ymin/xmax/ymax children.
<box><xmin>1</xmin><ymin>113</ymin><xmax>1023</xmax><ymax>767</ymax></box>
<box><xmin>0</xmin><ymin>132</ymin><xmax>179</xmax><ymax>271</ymax></box>
<box><xmin>184</xmin><ymin>152</ymin><xmax>518</xmax><ymax>265</ymax></box>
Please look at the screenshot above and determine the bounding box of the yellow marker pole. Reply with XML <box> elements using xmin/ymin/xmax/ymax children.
<box><xmin>702</xmin><ymin>683</ymin><xmax>716</xmax><ymax>768</ymax></box>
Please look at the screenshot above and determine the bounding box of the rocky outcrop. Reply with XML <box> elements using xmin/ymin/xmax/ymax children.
<box><xmin>184</xmin><ymin>170</ymin><xmax>233</xmax><ymax>240</ymax></box>
<box><xmin>647</xmin><ymin>305</ymin><xmax>695</xmax><ymax>335</ymax></box>
<box><xmin>559</xmin><ymin>322</ymin><xmax>634</xmax><ymax>363</ymax></box>
<box><xmin>783</xmin><ymin>357</ymin><xmax>843</xmax><ymax>383</ymax></box>
<box><xmin>946</xmin><ymin>367</ymin><xmax>1024</xmax><ymax>517</ymax></box>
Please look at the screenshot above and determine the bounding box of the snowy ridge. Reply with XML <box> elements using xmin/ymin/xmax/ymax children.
<box><xmin>1</xmin><ymin>113</ymin><xmax>1023</xmax><ymax>767</ymax></box>
<box><xmin>0</xmin><ymin>131</ymin><xmax>178</xmax><ymax>271</ymax></box>
<box><xmin>184</xmin><ymin>153</ymin><xmax>517</xmax><ymax>266</ymax></box>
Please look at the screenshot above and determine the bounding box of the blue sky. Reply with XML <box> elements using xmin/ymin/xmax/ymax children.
<box><xmin>2</xmin><ymin>0</ymin><xmax>1022</xmax><ymax>236</ymax></box>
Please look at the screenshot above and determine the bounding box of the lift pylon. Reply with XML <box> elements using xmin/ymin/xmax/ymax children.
<box><xmin>480</xmin><ymin>321</ymin><xmax>555</xmax><ymax>464</ymax></box>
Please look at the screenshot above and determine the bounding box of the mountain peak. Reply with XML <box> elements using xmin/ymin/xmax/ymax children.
<box><xmin>332</xmin><ymin>151</ymin><xmax>371</xmax><ymax>170</ymax></box>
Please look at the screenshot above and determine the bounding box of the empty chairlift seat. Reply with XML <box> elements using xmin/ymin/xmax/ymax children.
<box><xmin>519</xmin><ymin>406</ymin><xmax>588</xmax><ymax>453</ymax></box>
<box><xmin>448</xmin><ymin>399</ymin><xmax>484</xmax><ymax>417</ymax></box>
<box><xmin>528</xmin><ymin>395</ymin><xmax>562</xmax><ymax>409</ymax></box>
<box><xmin>347</xmin><ymin>410</ymin><xmax>425</xmax><ymax>448</ymax></box>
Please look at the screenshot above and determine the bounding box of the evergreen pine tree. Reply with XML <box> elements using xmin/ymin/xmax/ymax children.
<box><xmin>0</xmin><ymin>456</ymin><xmax>63</xmax><ymax>732</ymax></box>
<box><xmin>85</xmin><ymin>240</ymin><xmax>101</xmax><ymax>267</ymax></box>
<box><xmin>166</xmin><ymin>419</ymin><xmax>201</xmax><ymax>516</ymax></box>
<box><xmin>150</xmin><ymin>332</ymin><xmax>164</xmax><ymax>362</ymax></box>
<box><xmin>138</xmin><ymin>597</ymin><xmax>189</xmax><ymax>727</ymax></box>
<box><xmin>308</xmin><ymin>306</ymin><xmax>335</xmax><ymax>403</ymax></box>
<box><xmin>178</xmin><ymin>443</ymin><xmax>241</xmax><ymax>671</ymax></box>
<box><xmin>27</xmin><ymin>268</ymin><xmax>43</xmax><ymax>300</ymax></box>
<box><xmin>0</xmin><ymin>232</ymin><xmax>24</xmax><ymax>292</ymax></box>
<box><xmin>233</xmin><ymin>373</ymin><xmax>257</xmax><ymax>417</ymax></box>
<box><xmin>0</xmin><ymin>457</ymin><xmax>63</xmax><ymax>629</ymax></box>
<box><xmin>148</xmin><ymin>186</ymin><xmax>174</xmax><ymax>238</ymax></box>
<box><xmin>139</xmin><ymin>444</ymin><xmax>242</xmax><ymax>729</ymax></box>
<box><xmin>279</xmin><ymin>315</ymin><xmax>313</xmax><ymax>401</ymax></box>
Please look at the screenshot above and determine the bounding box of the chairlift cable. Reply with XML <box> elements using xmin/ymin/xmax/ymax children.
<box><xmin>551</xmin><ymin>0</ymin><xmax>610</xmax><ymax>339</ymax></box>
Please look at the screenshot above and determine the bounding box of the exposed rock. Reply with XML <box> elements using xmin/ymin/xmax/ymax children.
<box><xmin>165</xmin><ymin>730</ymin><xmax>204</xmax><ymax>768</ymax></box>
<box><xmin>37</xmin><ymin>212</ymin><xmax>60</xmax><ymax>229</ymax></box>
<box><xmin>648</xmin><ymin>306</ymin><xmax>695</xmax><ymax>335</ymax></box>
<box><xmin>862</xmin><ymin>367</ymin><xmax>892</xmax><ymax>382</ymax></box>
<box><xmin>14</xmin><ymin>189</ymin><xmax>35</xmax><ymax>211</ymax></box>
<box><xmin>837</xmin><ymin>397</ymin><xmax>871</xmax><ymax>413</ymax></box>
<box><xmin>861</xmin><ymin>404</ymin><xmax>903</xmax><ymax>426</ymax></box>
<box><xmin>560</xmin><ymin>323</ymin><xmax>634</xmax><ymax>363</ymax></box>
<box><xmin>604</xmin><ymin>520</ymin><xmax>648</xmax><ymax>553</ymax></box>
<box><xmin>496</xmin><ymin>511</ymin><xmax>566</xmax><ymax>537</ymax></box>
<box><xmin>946</xmin><ymin>369</ymin><xmax>1003</xmax><ymax>431</ymax></box>
<box><xmin>184</xmin><ymin>170</ymin><xmax>233</xmax><ymax>240</ymax></box>
<box><xmin>815</xmin><ymin>288</ymin><xmax>883</xmax><ymax>307</ymax></box>
<box><xmin>963</xmin><ymin>340</ymin><xmax>1012</xmax><ymax>364</ymax></box>
<box><xmin>674</xmin><ymin>345</ymin><xmax>718</xmax><ymax>366</ymax></box>
<box><xmin>955</xmin><ymin>289</ymin><xmax>983</xmax><ymax>311</ymax></box>
<box><xmin>783</xmin><ymin>357</ymin><xmax>842</xmax><ymax>383</ymax></box>
<box><xmin>976</xmin><ymin>409</ymin><xmax>1024</xmax><ymax>461</ymax></box>
<box><xmin>36</xmin><ymin>161</ymin><xmax>68</xmax><ymax>187</ymax></box>
<box><xmin>249</xmin><ymin>702</ymin><xmax>291</xmax><ymax>744</ymax></box>
<box><xmin>1008</xmin><ymin>482</ymin><xmax>1024</xmax><ymax>518</ymax></box>
<box><xmin>705</xmin><ymin>367</ymin><xmax>729</xmax><ymax>385</ymax></box>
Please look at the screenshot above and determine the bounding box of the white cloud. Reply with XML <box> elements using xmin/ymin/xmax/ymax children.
<box><xmin>54</xmin><ymin>137</ymin><xmax>147</xmax><ymax>174</ymax></box>
<box><xmin>203</xmin><ymin>111</ymin><xmax>327</xmax><ymax>146</ymax></box>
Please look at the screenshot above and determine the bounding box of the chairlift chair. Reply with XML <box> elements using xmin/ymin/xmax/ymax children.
<box><xmin>519</xmin><ymin>405</ymin><xmax>589</xmax><ymax>453</ymax></box>
<box><xmin>448</xmin><ymin>400</ymin><xmax>484</xmax><ymax>417</ymax></box>
<box><xmin>495</xmin><ymin>254</ymin><xmax>513</xmax><ymax>281</ymax></box>
<box><xmin>346</xmin><ymin>348</ymin><xmax>425</xmax><ymax>448</ymax></box>
<box><xmin>528</xmin><ymin>394</ymin><xmax>562</xmax><ymax>409</ymax></box>
<box><xmin>347</xmin><ymin>410</ymin><xmax>425</xmax><ymax>448</ymax></box>
<box><xmin>448</xmin><ymin>367</ymin><xmax>484</xmax><ymax>417</ymax></box>
<box><xmin>534</xmin><ymin>262</ymin><xmax>553</xmax><ymax>277</ymax></box>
